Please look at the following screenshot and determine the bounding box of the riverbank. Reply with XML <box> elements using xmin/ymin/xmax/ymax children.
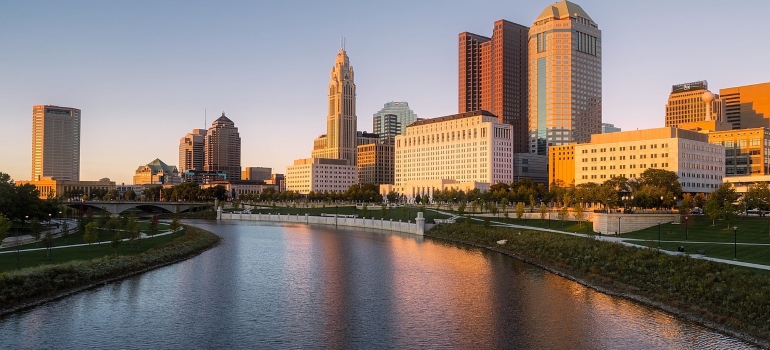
<box><xmin>426</xmin><ymin>224</ymin><xmax>770</xmax><ymax>348</ymax></box>
<box><xmin>0</xmin><ymin>225</ymin><xmax>220</xmax><ymax>317</ymax></box>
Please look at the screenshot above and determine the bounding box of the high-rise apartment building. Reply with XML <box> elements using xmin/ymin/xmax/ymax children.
<box><xmin>719</xmin><ymin>82</ymin><xmax>770</xmax><ymax>129</ymax></box>
<box><xmin>311</xmin><ymin>47</ymin><xmax>357</xmax><ymax>165</ymax></box>
<box><xmin>179</xmin><ymin>129</ymin><xmax>207</xmax><ymax>173</ymax></box>
<box><xmin>373</xmin><ymin>101</ymin><xmax>418</xmax><ymax>145</ymax></box>
<box><xmin>528</xmin><ymin>1</ymin><xmax>602</xmax><ymax>155</ymax></box>
<box><xmin>31</xmin><ymin>105</ymin><xmax>81</xmax><ymax>181</ymax></box>
<box><xmin>204</xmin><ymin>112</ymin><xmax>241</xmax><ymax>181</ymax></box>
<box><xmin>459</xmin><ymin>20</ymin><xmax>529</xmax><ymax>153</ymax></box>
<box><xmin>664</xmin><ymin>81</ymin><xmax>724</xmax><ymax>128</ymax></box>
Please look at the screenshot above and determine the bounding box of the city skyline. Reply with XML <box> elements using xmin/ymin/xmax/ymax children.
<box><xmin>2</xmin><ymin>1</ymin><xmax>769</xmax><ymax>184</ymax></box>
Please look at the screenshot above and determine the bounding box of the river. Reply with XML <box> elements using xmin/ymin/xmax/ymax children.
<box><xmin>0</xmin><ymin>220</ymin><xmax>756</xmax><ymax>349</ymax></box>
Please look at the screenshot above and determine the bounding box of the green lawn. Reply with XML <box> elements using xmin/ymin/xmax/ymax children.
<box><xmin>0</xmin><ymin>228</ymin><xmax>182</xmax><ymax>272</ymax></box>
<box><xmin>0</xmin><ymin>221</ymin><xmax>171</xmax><ymax>252</ymax></box>
<box><xmin>457</xmin><ymin>213</ymin><xmax>596</xmax><ymax>235</ymax></box>
<box><xmin>619</xmin><ymin>215</ymin><xmax>770</xmax><ymax>266</ymax></box>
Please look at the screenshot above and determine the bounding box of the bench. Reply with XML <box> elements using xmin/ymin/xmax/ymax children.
<box><xmin>696</xmin><ymin>249</ymin><xmax>706</xmax><ymax>255</ymax></box>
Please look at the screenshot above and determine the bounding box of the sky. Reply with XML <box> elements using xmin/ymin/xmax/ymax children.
<box><xmin>1</xmin><ymin>0</ymin><xmax>769</xmax><ymax>185</ymax></box>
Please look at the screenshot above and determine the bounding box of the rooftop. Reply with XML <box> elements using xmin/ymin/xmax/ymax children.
<box><xmin>408</xmin><ymin>110</ymin><xmax>497</xmax><ymax>128</ymax></box>
<box><xmin>535</xmin><ymin>1</ymin><xmax>593</xmax><ymax>22</ymax></box>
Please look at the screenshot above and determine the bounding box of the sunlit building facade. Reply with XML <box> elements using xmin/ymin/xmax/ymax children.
<box><xmin>312</xmin><ymin>47</ymin><xmax>358</xmax><ymax>165</ymax></box>
<box><xmin>664</xmin><ymin>80</ymin><xmax>724</xmax><ymax>128</ymax></box>
<box><xmin>720</xmin><ymin>82</ymin><xmax>770</xmax><ymax>129</ymax></box>
<box><xmin>528</xmin><ymin>1</ymin><xmax>602</xmax><ymax>155</ymax></box>
<box><xmin>204</xmin><ymin>113</ymin><xmax>241</xmax><ymax>181</ymax></box>
<box><xmin>285</xmin><ymin>158</ymin><xmax>357</xmax><ymax>194</ymax></box>
<box><xmin>179</xmin><ymin>129</ymin><xmax>207</xmax><ymax>173</ymax></box>
<box><xmin>31</xmin><ymin>105</ymin><xmax>81</xmax><ymax>181</ymax></box>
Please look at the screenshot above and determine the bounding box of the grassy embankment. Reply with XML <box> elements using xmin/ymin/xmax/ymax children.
<box><xmin>0</xmin><ymin>225</ymin><xmax>219</xmax><ymax>312</ymax></box>
<box><xmin>428</xmin><ymin>223</ymin><xmax>770</xmax><ymax>343</ymax></box>
<box><xmin>620</xmin><ymin>215</ymin><xmax>770</xmax><ymax>266</ymax></box>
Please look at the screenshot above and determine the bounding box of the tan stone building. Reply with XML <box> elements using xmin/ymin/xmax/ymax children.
<box><xmin>311</xmin><ymin>47</ymin><xmax>357</xmax><ymax>165</ymax></box>
<box><xmin>285</xmin><ymin>158</ymin><xmax>357</xmax><ymax>194</ymax></box>
<box><xmin>529</xmin><ymin>1</ymin><xmax>602</xmax><ymax>155</ymax></box>
<box><xmin>17</xmin><ymin>177</ymin><xmax>115</xmax><ymax>199</ymax></box>
<box><xmin>31</xmin><ymin>105</ymin><xmax>81</xmax><ymax>181</ymax></box>
<box><xmin>380</xmin><ymin>179</ymin><xmax>490</xmax><ymax>203</ymax></box>
<box><xmin>664</xmin><ymin>81</ymin><xmax>724</xmax><ymax>128</ymax></box>
<box><xmin>572</xmin><ymin>127</ymin><xmax>724</xmax><ymax>193</ymax></box>
<box><xmin>394</xmin><ymin>110</ymin><xmax>514</xmax><ymax>187</ymax></box>
<box><xmin>720</xmin><ymin>82</ymin><xmax>770</xmax><ymax>129</ymax></box>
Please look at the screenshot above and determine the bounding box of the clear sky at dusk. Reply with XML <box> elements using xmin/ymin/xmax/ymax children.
<box><xmin>1</xmin><ymin>0</ymin><xmax>769</xmax><ymax>184</ymax></box>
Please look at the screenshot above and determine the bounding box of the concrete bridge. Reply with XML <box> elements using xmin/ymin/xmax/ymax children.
<box><xmin>64</xmin><ymin>201</ymin><xmax>213</xmax><ymax>214</ymax></box>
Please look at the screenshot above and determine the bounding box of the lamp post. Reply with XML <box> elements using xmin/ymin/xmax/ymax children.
<box><xmin>657</xmin><ymin>221</ymin><xmax>661</xmax><ymax>249</ymax></box>
<box><xmin>684</xmin><ymin>215</ymin><xmax>689</xmax><ymax>241</ymax></box>
<box><xmin>733</xmin><ymin>226</ymin><xmax>738</xmax><ymax>260</ymax></box>
<box><xmin>617</xmin><ymin>217</ymin><xmax>621</xmax><ymax>236</ymax></box>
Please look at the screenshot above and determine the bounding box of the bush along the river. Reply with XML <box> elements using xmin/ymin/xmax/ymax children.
<box><xmin>428</xmin><ymin>223</ymin><xmax>770</xmax><ymax>341</ymax></box>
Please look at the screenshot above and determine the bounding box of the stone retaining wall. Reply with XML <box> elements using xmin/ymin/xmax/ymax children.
<box><xmin>593</xmin><ymin>213</ymin><xmax>680</xmax><ymax>235</ymax></box>
<box><xmin>219</xmin><ymin>211</ymin><xmax>425</xmax><ymax>236</ymax></box>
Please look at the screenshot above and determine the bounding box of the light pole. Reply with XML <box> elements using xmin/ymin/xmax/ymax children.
<box><xmin>684</xmin><ymin>215</ymin><xmax>689</xmax><ymax>241</ymax></box>
<box><xmin>617</xmin><ymin>217</ymin><xmax>621</xmax><ymax>236</ymax></box>
<box><xmin>733</xmin><ymin>226</ymin><xmax>738</xmax><ymax>260</ymax></box>
<box><xmin>657</xmin><ymin>221</ymin><xmax>661</xmax><ymax>249</ymax></box>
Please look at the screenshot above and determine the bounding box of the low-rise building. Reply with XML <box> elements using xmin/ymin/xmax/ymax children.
<box><xmin>17</xmin><ymin>177</ymin><xmax>116</xmax><ymax>199</ymax></box>
<box><xmin>572</xmin><ymin>127</ymin><xmax>724</xmax><ymax>193</ymax></box>
<box><xmin>548</xmin><ymin>144</ymin><xmax>576</xmax><ymax>186</ymax></box>
<box><xmin>380</xmin><ymin>179</ymin><xmax>490</xmax><ymax>203</ymax></box>
<box><xmin>513</xmin><ymin>153</ymin><xmax>548</xmax><ymax>185</ymax></box>
<box><xmin>285</xmin><ymin>158</ymin><xmax>357</xmax><ymax>194</ymax></box>
<box><xmin>133</xmin><ymin>158</ymin><xmax>181</xmax><ymax>185</ymax></box>
<box><xmin>202</xmin><ymin>180</ymin><xmax>279</xmax><ymax>199</ymax></box>
<box><xmin>241</xmin><ymin>167</ymin><xmax>272</xmax><ymax>181</ymax></box>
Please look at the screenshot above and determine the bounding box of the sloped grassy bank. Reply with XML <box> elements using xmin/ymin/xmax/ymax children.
<box><xmin>427</xmin><ymin>224</ymin><xmax>770</xmax><ymax>347</ymax></box>
<box><xmin>0</xmin><ymin>225</ymin><xmax>219</xmax><ymax>315</ymax></box>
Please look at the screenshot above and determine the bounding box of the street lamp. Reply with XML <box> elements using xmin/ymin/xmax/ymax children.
<box><xmin>617</xmin><ymin>217</ymin><xmax>621</xmax><ymax>236</ymax></box>
<box><xmin>657</xmin><ymin>221</ymin><xmax>661</xmax><ymax>249</ymax></box>
<box><xmin>733</xmin><ymin>226</ymin><xmax>738</xmax><ymax>260</ymax></box>
<box><xmin>684</xmin><ymin>215</ymin><xmax>689</xmax><ymax>241</ymax></box>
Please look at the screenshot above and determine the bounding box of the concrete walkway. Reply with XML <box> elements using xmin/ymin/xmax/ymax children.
<box><xmin>429</xmin><ymin>209</ymin><xmax>770</xmax><ymax>271</ymax></box>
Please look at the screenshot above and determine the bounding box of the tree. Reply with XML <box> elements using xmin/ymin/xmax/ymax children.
<box><xmin>680</xmin><ymin>193</ymin><xmax>694</xmax><ymax>214</ymax></box>
<box><xmin>30</xmin><ymin>218</ymin><xmax>42</xmax><ymax>245</ymax></box>
<box><xmin>705</xmin><ymin>198</ymin><xmax>721</xmax><ymax>226</ymax></box>
<box><xmin>170</xmin><ymin>217</ymin><xmax>182</xmax><ymax>236</ymax></box>
<box><xmin>125</xmin><ymin>213</ymin><xmax>140</xmax><ymax>250</ymax></box>
<box><xmin>634</xmin><ymin>168</ymin><xmax>683</xmax><ymax>199</ymax></box>
<box><xmin>573</xmin><ymin>204</ymin><xmax>585</xmax><ymax>227</ymax></box>
<box><xmin>0</xmin><ymin>215</ymin><xmax>11</xmax><ymax>244</ymax></box>
<box><xmin>710</xmin><ymin>183</ymin><xmax>739</xmax><ymax>208</ymax></box>
<box><xmin>529</xmin><ymin>195</ymin><xmax>536</xmax><ymax>213</ymax></box>
<box><xmin>42</xmin><ymin>232</ymin><xmax>54</xmax><ymax>260</ymax></box>
<box><xmin>557</xmin><ymin>206</ymin><xmax>569</xmax><ymax>227</ymax></box>
<box><xmin>414</xmin><ymin>194</ymin><xmax>422</xmax><ymax>205</ymax></box>
<box><xmin>458</xmin><ymin>202</ymin><xmax>466</xmax><ymax>216</ymax></box>
<box><xmin>61</xmin><ymin>220</ymin><xmax>70</xmax><ymax>244</ymax></box>
<box><xmin>742</xmin><ymin>182</ymin><xmax>770</xmax><ymax>213</ymax></box>
<box><xmin>111</xmin><ymin>229</ymin><xmax>122</xmax><ymax>255</ymax></box>
<box><xmin>515</xmin><ymin>202</ymin><xmax>525</xmax><ymax>220</ymax></box>
<box><xmin>83</xmin><ymin>222</ymin><xmax>99</xmax><ymax>245</ymax></box>
<box><xmin>722</xmin><ymin>202</ymin><xmax>736</xmax><ymax>228</ymax></box>
<box><xmin>471</xmin><ymin>200</ymin><xmax>478</xmax><ymax>214</ymax></box>
<box><xmin>362</xmin><ymin>204</ymin><xmax>368</xmax><ymax>218</ymax></box>
<box><xmin>500</xmin><ymin>198</ymin><xmax>508</xmax><ymax>216</ymax></box>
<box><xmin>124</xmin><ymin>189</ymin><xmax>137</xmax><ymax>201</ymax></box>
<box><xmin>380</xmin><ymin>204</ymin><xmax>387</xmax><ymax>218</ymax></box>
<box><xmin>539</xmin><ymin>204</ymin><xmax>548</xmax><ymax>221</ymax></box>
<box><xmin>149</xmin><ymin>216</ymin><xmax>160</xmax><ymax>237</ymax></box>
<box><xmin>386</xmin><ymin>191</ymin><xmax>399</xmax><ymax>204</ymax></box>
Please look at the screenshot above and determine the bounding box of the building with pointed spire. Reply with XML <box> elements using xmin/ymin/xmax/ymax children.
<box><xmin>529</xmin><ymin>0</ymin><xmax>602</xmax><ymax>156</ymax></box>
<box><xmin>311</xmin><ymin>45</ymin><xmax>358</xmax><ymax>166</ymax></box>
<box><xmin>204</xmin><ymin>112</ymin><xmax>241</xmax><ymax>181</ymax></box>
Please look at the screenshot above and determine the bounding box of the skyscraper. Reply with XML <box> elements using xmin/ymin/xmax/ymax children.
<box><xmin>528</xmin><ymin>1</ymin><xmax>602</xmax><ymax>155</ymax></box>
<box><xmin>31</xmin><ymin>105</ymin><xmax>81</xmax><ymax>181</ymax></box>
<box><xmin>459</xmin><ymin>20</ymin><xmax>529</xmax><ymax>153</ymax></box>
<box><xmin>179</xmin><ymin>129</ymin><xmax>207</xmax><ymax>173</ymax></box>
<box><xmin>204</xmin><ymin>112</ymin><xmax>241</xmax><ymax>181</ymax></box>
<box><xmin>373</xmin><ymin>101</ymin><xmax>418</xmax><ymax>145</ymax></box>
<box><xmin>312</xmin><ymin>46</ymin><xmax>357</xmax><ymax>165</ymax></box>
